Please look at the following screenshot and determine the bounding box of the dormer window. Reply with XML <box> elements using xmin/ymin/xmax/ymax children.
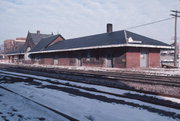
<box><xmin>26</xmin><ymin>47</ymin><xmax>31</xmax><ymax>52</ymax></box>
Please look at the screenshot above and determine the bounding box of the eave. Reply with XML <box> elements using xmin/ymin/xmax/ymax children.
<box><xmin>29</xmin><ymin>44</ymin><xmax>173</xmax><ymax>55</ymax></box>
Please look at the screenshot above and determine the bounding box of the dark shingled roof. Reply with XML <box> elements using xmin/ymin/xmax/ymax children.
<box><xmin>6</xmin><ymin>32</ymin><xmax>53</xmax><ymax>55</ymax></box>
<box><xmin>126</xmin><ymin>31</ymin><xmax>168</xmax><ymax>46</ymax></box>
<box><xmin>14</xmin><ymin>42</ymin><xmax>25</xmax><ymax>50</ymax></box>
<box><xmin>39</xmin><ymin>30</ymin><xmax>170</xmax><ymax>52</ymax></box>
<box><xmin>30</xmin><ymin>34</ymin><xmax>61</xmax><ymax>52</ymax></box>
<box><xmin>35</xmin><ymin>30</ymin><xmax>127</xmax><ymax>52</ymax></box>
<box><xmin>29</xmin><ymin>33</ymin><xmax>52</xmax><ymax>45</ymax></box>
<box><xmin>6</xmin><ymin>44</ymin><xmax>25</xmax><ymax>54</ymax></box>
<box><xmin>8</xmin><ymin>30</ymin><xmax>171</xmax><ymax>55</ymax></box>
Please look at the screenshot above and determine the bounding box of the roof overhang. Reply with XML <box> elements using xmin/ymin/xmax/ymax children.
<box><xmin>29</xmin><ymin>44</ymin><xmax>173</xmax><ymax>55</ymax></box>
<box><xmin>6</xmin><ymin>53</ymin><xmax>25</xmax><ymax>56</ymax></box>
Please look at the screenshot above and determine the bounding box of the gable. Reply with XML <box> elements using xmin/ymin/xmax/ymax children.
<box><xmin>47</xmin><ymin>36</ymin><xmax>64</xmax><ymax>47</ymax></box>
<box><xmin>30</xmin><ymin>34</ymin><xmax>64</xmax><ymax>52</ymax></box>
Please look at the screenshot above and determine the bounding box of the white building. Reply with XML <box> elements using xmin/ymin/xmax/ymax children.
<box><xmin>160</xmin><ymin>43</ymin><xmax>180</xmax><ymax>67</ymax></box>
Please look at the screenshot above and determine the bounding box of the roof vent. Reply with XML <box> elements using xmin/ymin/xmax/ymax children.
<box><xmin>107</xmin><ymin>23</ymin><xmax>113</xmax><ymax>33</ymax></box>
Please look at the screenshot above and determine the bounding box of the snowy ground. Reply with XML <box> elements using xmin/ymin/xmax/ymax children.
<box><xmin>0</xmin><ymin>70</ymin><xmax>179</xmax><ymax>104</ymax></box>
<box><xmin>0</xmin><ymin>70</ymin><xmax>180</xmax><ymax>121</ymax></box>
<box><xmin>0</xmin><ymin>88</ymin><xmax>69</xmax><ymax>121</ymax></box>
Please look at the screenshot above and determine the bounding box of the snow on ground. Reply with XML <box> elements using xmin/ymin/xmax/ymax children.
<box><xmin>1</xmin><ymin>83</ymin><xmax>179</xmax><ymax>121</ymax></box>
<box><xmin>0</xmin><ymin>72</ymin><xmax>179</xmax><ymax>121</ymax></box>
<box><xmin>0</xmin><ymin>88</ymin><xmax>69</xmax><ymax>121</ymax></box>
<box><xmin>4</xmin><ymin>80</ymin><xmax>179</xmax><ymax>113</ymax></box>
<box><xmin>1</xmin><ymin>69</ymin><xmax>180</xmax><ymax>104</ymax></box>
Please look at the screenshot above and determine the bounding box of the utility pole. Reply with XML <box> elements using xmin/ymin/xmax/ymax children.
<box><xmin>171</xmin><ymin>10</ymin><xmax>180</xmax><ymax>67</ymax></box>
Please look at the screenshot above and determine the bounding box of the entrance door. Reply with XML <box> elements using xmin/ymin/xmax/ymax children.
<box><xmin>54</xmin><ymin>55</ymin><xmax>58</xmax><ymax>65</ymax></box>
<box><xmin>140</xmin><ymin>48</ymin><xmax>148</xmax><ymax>67</ymax></box>
<box><xmin>106</xmin><ymin>54</ymin><xmax>113</xmax><ymax>67</ymax></box>
<box><xmin>77</xmin><ymin>57</ymin><xmax>82</xmax><ymax>66</ymax></box>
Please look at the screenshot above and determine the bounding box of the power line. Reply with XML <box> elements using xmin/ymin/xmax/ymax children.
<box><xmin>124</xmin><ymin>17</ymin><xmax>174</xmax><ymax>30</ymax></box>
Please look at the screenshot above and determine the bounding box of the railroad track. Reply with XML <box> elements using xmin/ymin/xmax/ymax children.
<box><xmin>1</xmin><ymin>66</ymin><xmax>180</xmax><ymax>99</ymax></box>
<box><xmin>20</xmin><ymin>67</ymin><xmax>180</xmax><ymax>87</ymax></box>
<box><xmin>1</xmin><ymin>64</ymin><xmax>180</xmax><ymax>87</ymax></box>
<box><xmin>2</xmin><ymin>65</ymin><xmax>180</xmax><ymax>88</ymax></box>
<box><xmin>0</xmin><ymin>70</ymin><xmax>180</xmax><ymax>111</ymax></box>
<box><xmin>0</xmin><ymin>71</ymin><xmax>180</xmax><ymax>120</ymax></box>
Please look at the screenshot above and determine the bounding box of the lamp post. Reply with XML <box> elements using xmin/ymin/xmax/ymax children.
<box><xmin>171</xmin><ymin>10</ymin><xmax>180</xmax><ymax>67</ymax></box>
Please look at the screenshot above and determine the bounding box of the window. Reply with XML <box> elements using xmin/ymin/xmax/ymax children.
<box><xmin>35</xmin><ymin>55</ymin><xmax>40</xmax><ymax>61</ymax></box>
<box><xmin>95</xmin><ymin>50</ymin><xmax>99</xmax><ymax>60</ymax></box>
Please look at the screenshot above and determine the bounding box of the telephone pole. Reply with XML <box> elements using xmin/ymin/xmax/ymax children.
<box><xmin>171</xmin><ymin>10</ymin><xmax>180</xmax><ymax>67</ymax></box>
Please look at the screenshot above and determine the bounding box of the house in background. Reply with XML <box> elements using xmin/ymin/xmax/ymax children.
<box><xmin>6</xmin><ymin>30</ymin><xmax>64</xmax><ymax>63</ymax></box>
<box><xmin>14</xmin><ymin>37</ymin><xmax>26</xmax><ymax>50</ymax></box>
<box><xmin>4</xmin><ymin>38</ymin><xmax>26</xmax><ymax>62</ymax></box>
<box><xmin>4</xmin><ymin>38</ymin><xmax>26</xmax><ymax>53</ymax></box>
<box><xmin>0</xmin><ymin>43</ymin><xmax>4</xmax><ymax>62</ymax></box>
<box><xmin>27</xmin><ymin>24</ymin><xmax>172</xmax><ymax>68</ymax></box>
<box><xmin>4</xmin><ymin>39</ymin><xmax>15</xmax><ymax>54</ymax></box>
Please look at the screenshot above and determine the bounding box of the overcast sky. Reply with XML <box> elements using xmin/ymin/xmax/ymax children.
<box><xmin>0</xmin><ymin>0</ymin><xmax>180</xmax><ymax>45</ymax></box>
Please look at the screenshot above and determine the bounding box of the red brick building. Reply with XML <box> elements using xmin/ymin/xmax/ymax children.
<box><xmin>6</xmin><ymin>30</ymin><xmax>57</xmax><ymax>63</ymax></box>
<box><xmin>14</xmin><ymin>37</ymin><xmax>26</xmax><ymax>50</ymax></box>
<box><xmin>7</xmin><ymin>24</ymin><xmax>172</xmax><ymax>68</ymax></box>
<box><xmin>4</xmin><ymin>39</ymin><xmax>15</xmax><ymax>54</ymax></box>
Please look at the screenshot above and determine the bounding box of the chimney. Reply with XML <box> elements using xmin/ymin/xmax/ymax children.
<box><xmin>37</xmin><ymin>30</ymin><xmax>40</xmax><ymax>34</ymax></box>
<box><xmin>107</xmin><ymin>23</ymin><xmax>113</xmax><ymax>33</ymax></box>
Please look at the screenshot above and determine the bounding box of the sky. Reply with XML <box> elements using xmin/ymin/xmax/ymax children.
<box><xmin>0</xmin><ymin>0</ymin><xmax>180</xmax><ymax>45</ymax></box>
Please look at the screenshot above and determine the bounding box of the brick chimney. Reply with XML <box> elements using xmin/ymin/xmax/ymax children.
<box><xmin>37</xmin><ymin>30</ymin><xmax>40</xmax><ymax>34</ymax></box>
<box><xmin>107</xmin><ymin>23</ymin><xmax>113</xmax><ymax>33</ymax></box>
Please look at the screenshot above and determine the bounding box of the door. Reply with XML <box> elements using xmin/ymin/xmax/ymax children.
<box><xmin>54</xmin><ymin>55</ymin><xmax>58</xmax><ymax>65</ymax></box>
<box><xmin>140</xmin><ymin>48</ymin><xmax>148</xmax><ymax>67</ymax></box>
<box><xmin>106</xmin><ymin>54</ymin><xmax>113</xmax><ymax>68</ymax></box>
<box><xmin>77</xmin><ymin>57</ymin><xmax>82</xmax><ymax>66</ymax></box>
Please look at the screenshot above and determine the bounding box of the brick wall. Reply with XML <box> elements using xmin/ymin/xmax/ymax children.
<box><xmin>29</xmin><ymin>47</ymin><xmax>161</xmax><ymax>68</ymax></box>
<box><xmin>4</xmin><ymin>40</ymin><xmax>15</xmax><ymax>53</ymax></box>
<box><xmin>44</xmin><ymin>58</ymin><xmax>54</xmax><ymax>65</ymax></box>
<box><xmin>58</xmin><ymin>58</ymin><xmax>69</xmax><ymax>66</ymax></box>
<box><xmin>113</xmin><ymin>48</ymin><xmax>126</xmax><ymax>68</ymax></box>
<box><xmin>69</xmin><ymin>58</ymin><xmax>77</xmax><ymax>66</ymax></box>
<box><xmin>79</xmin><ymin>48</ymin><xmax>126</xmax><ymax>68</ymax></box>
<box><xmin>82</xmin><ymin>57</ymin><xmax>104</xmax><ymax>67</ymax></box>
<box><xmin>149</xmin><ymin>48</ymin><xmax>160</xmax><ymax>67</ymax></box>
<box><xmin>81</xmin><ymin>49</ymin><xmax>105</xmax><ymax>67</ymax></box>
<box><xmin>30</xmin><ymin>48</ymin><xmax>126</xmax><ymax>68</ymax></box>
<box><xmin>68</xmin><ymin>51</ymin><xmax>79</xmax><ymax>66</ymax></box>
<box><xmin>126</xmin><ymin>47</ymin><xmax>140</xmax><ymax>68</ymax></box>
